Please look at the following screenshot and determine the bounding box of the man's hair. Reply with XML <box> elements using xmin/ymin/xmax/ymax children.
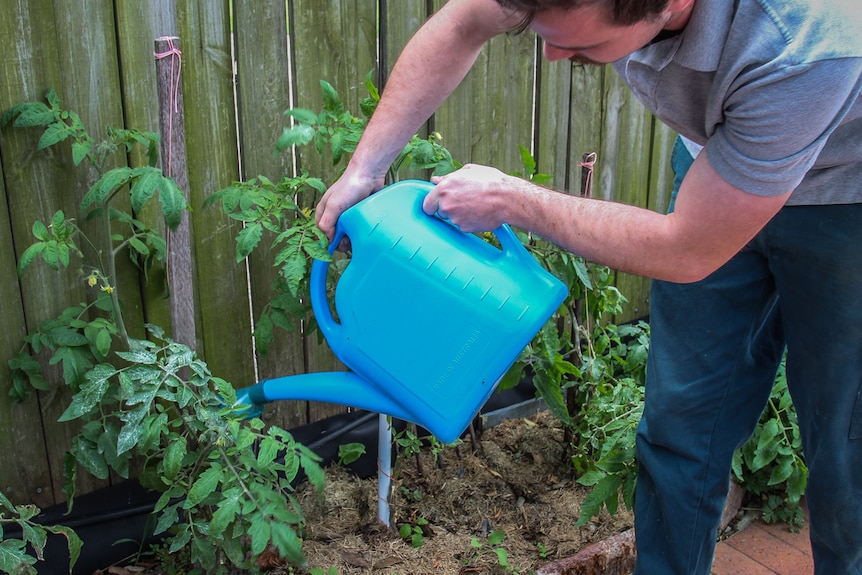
<box><xmin>495</xmin><ymin>0</ymin><xmax>672</xmax><ymax>27</ymax></box>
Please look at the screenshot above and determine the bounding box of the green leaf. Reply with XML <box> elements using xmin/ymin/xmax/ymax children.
<box><xmin>0</xmin><ymin>539</ymin><xmax>37</xmax><ymax>575</ymax></box>
<box><xmin>284</xmin><ymin>107</ymin><xmax>319</xmax><ymax>125</ymax></box>
<box><xmin>17</xmin><ymin>243</ymin><xmax>46</xmax><ymax>276</ymax></box>
<box><xmin>320</xmin><ymin>80</ymin><xmax>343</xmax><ymax>114</ymax></box>
<box><xmin>159</xmin><ymin>176</ymin><xmax>187</xmax><ymax>229</ymax></box>
<box><xmin>72</xmin><ymin>140</ymin><xmax>91</xmax><ymax>165</ymax></box>
<box><xmin>187</xmin><ymin>465</ymin><xmax>223</xmax><ymax>506</ymax></box>
<box><xmin>129</xmin><ymin>237</ymin><xmax>149</xmax><ymax>256</ymax></box>
<box><xmin>497</xmin><ymin>363</ymin><xmax>525</xmax><ymax>391</ymax></box>
<box><xmin>248</xmin><ymin>519</ymin><xmax>271</xmax><ymax>556</ymax></box>
<box><xmin>271</xmin><ymin>522</ymin><xmax>305</xmax><ymax>564</ymax></box>
<box><xmin>169</xmin><ymin>523</ymin><xmax>192</xmax><ymax>553</ymax></box>
<box><xmin>70</xmin><ymin>435</ymin><xmax>109</xmax><ymax>480</ymax></box>
<box><xmin>573</xmin><ymin>258</ymin><xmax>592</xmax><ymax>290</ymax></box>
<box><xmin>364</xmin><ymin>70</ymin><xmax>380</xmax><ymax>101</ymax></box>
<box><xmin>21</xmin><ymin>523</ymin><xmax>47</xmax><ymax>559</ymax></box>
<box><xmin>276</xmin><ymin>123</ymin><xmax>316</xmax><ymax>151</ymax></box>
<box><xmin>299</xmin><ymin>448</ymin><xmax>326</xmax><ymax>492</ymax></box>
<box><xmin>252</xmin><ymin>312</ymin><xmax>274</xmax><ymax>357</ymax></box>
<box><xmin>59</xmin><ymin>368</ymin><xmax>112</xmax><ymax>421</ymax></box>
<box><xmin>209</xmin><ymin>493</ymin><xmax>240</xmax><ymax>537</ymax></box>
<box><xmin>44</xmin><ymin>524</ymin><xmax>83</xmax><ymax>572</ymax></box>
<box><xmin>533</xmin><ymin>369</ymin><xmax>571</xmax><ymax>426</ymax></box>
<box><xmin>41</xmin><ymin>241</ymin><xmax>60</xmax><ymax>270</ymax></box>
<box><xmin>163</xmin><ymin>436</ymin><xmax>187</xmax><ymax>479</ymax></box>
<box><xmin>767</xmin><ymin>455</ymin><xmax>794</xmax><ymax>486</ymax></box>
<box><xmin>115</xmin><ymin>349</ymin><xmax>158</xmax><ymax>364</ymax></box>
<box><xmin>38</xmin><ymin>122</ymin><xmax>73</xmax><ymax>149</ymax></box>
<box><xmin>46</xmin><ymin>88</ymin><xmax>61</xmax><ymax>109</ymax></box>
<box><xmin>10</xmin><ymin>102</ymin><xmax>54</xmax><ymax>127</ymax></box>
<box><xmin>576</xmin><ymin>474</ymin><xmax>622</xmax><ymax>527</ymax></box>
<box><xmin>257</xmin><ymin>436</ymin><xmax>281</xmax><ymax>468</ymax></box>
<box><xmin>129</xmin><ymin>167</ymin><xmax>162</xmax><ymax>212</ymax></box>
<box><xmin>32</xmin><ymin>219</ymin><xmax>50</xmax><ymax>241</ymax></box>
<box><xmin>236</xmin><ymin>223</ymin><xmax>263</xmax><ymax>261</ymax></box>
<box><xmin>279</xmin><ymin>250</ymin><xmax>308</xmax><ymax>297</ymax></box>
<box><xmin>519</xmin><ymin>145</ymin><xmax>537</xmax><ymax>174</ymax></box>
<box><xmin>487</xmin><ymin>529</ymin><xmax>506</xmax><ymax>546</ymax></box>
<box><xmin>337</xmin><ymin>442</ymin><xmax>366</xmax><ymax>466</ymax></box>
<box><xmin>81</xmin><ymin>166</ymin><xmax>133</xmax><ymax>210</ymax></box>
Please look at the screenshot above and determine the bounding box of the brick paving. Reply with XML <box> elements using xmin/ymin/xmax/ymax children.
<box><xmin>712</xmin><ymin>518</ymin><xmax>813</xmax><ymax>575</ymax></box>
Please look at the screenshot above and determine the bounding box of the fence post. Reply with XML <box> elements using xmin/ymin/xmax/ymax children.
<box><xmin>154</xmin><ymin>36</ymin><xmax>197</xmax><ymax>350</ymax></box>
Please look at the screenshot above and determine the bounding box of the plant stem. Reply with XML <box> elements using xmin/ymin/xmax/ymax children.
<box><xmin>100</xmin><ymin>202</ymin><xmax>131</xmax><ymax>348</ymax></box>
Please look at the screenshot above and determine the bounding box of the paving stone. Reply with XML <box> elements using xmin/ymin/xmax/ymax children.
<box><xmin>712</xmin><ymin>543</ymin><xmax>777</xmax><ymax>575</ymax></box>
<box><xmin>724</xmin><ymin>522</ymin><xmax>813</xmax><ymax>575</ymax></box>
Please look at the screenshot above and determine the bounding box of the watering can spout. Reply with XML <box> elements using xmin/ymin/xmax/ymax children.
<box><xmin>233</xmin><ymin>372</ymin><xmax>415</xmax><ymax>425</ymax></box>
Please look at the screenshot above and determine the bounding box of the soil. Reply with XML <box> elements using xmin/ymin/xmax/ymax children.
<box><xmin>276</xmin><ymin>409</ymin><xmax>633</xmax><ymax>574</ymax></box>
<box><xmin>108</xmin><ymin>410</ymin><xmax>634</xmax><ymax>575</ymax></box>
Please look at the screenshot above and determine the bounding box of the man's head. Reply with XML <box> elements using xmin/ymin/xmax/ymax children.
<box><xmin>496</xmin><ymin>0</ymin><xmax>691</xmax><ymax>65</ymax></box>
<box><xmin>495</xmin><ymin>0</ymin><xmax>672</xmax><ymax>28</ymax></box>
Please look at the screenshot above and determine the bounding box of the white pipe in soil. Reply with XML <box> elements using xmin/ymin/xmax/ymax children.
<box><xmin>377</xmin><ymin>414</ymin><xmax>393</xmax><ymax>528</ymax></box>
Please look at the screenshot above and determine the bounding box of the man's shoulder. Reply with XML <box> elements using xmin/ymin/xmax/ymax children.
<box><xmin>743</xmin><ymin>0</ymin><xmax>862</xmax><ymax>58</ymax></box>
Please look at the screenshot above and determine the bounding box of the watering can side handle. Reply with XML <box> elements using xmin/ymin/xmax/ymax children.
<box><xmin>410</xmin><ymin>180</ymin><xmax>532</xmax><ymax>264</ymax></box>
<box><xmin>494</xmin><ymin>222</ymin><xmax>546</xmax><ymax>270</ymax></box>
<box><xmin>309</xmin><ymin>238</ymin><xmax>341</xmax><ymax>340</ymax></box>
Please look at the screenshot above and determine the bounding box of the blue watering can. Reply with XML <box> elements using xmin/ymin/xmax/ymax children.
<box><xmin>234</xmin><ymin>180</ymin><xmax>567</xmax><ymax>443</ymax></box>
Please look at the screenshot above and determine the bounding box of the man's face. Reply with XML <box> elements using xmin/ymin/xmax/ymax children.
<box><xmin>531</xmin><ymin>3</ymin><xmax>676</xmax><ymax>65</ymax></box>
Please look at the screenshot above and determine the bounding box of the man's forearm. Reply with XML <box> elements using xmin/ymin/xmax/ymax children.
<box><xmin>345</xmin><ymin>0</ymin><xmax>514</xmax><ymax>180</ymax></box>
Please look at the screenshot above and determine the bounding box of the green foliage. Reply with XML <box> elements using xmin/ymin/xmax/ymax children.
<box><xmin>337</xmin><ymin>443</ymin><xmax>366</xmax><ymax>467</ymax></box>
<box><xmin>398</xmin><ymin>517</ymin><xmax>429</xmax><ymax>548</ymax></box>
<box><xmin>504</xmin><ymin>151</ymin><xmax>647</xmax><ymax>525</ymax></box>
<box><xmin>4</xmin><ymin>89</ymin><xmax>180</xmax><ymax>367</ymax></box>
<box><xmin>203</xmin><ymin>173</ymin><xmax>330</xmax><ymax>355</ymax></box>
<box><xmin>3</xmin><ymin>90</ymin><xmax>324</xmax><ymax>572</ymax></box>
<box><xmin>732</xmin><ymin>358</ymin><xmax>807</xmax><ymax>528</ymax></box>
<box><xmin>278</xmin><ymin>73</ymin><xmax>458</xmax><ymax>183</ymax></box>
<box><xmin>0</xmin><ymin>492</ymin><xmax>82</xmax><ymax>575</ymax></box>
<box><xmin>51</xmin><ymin>325</ymin><xmax>326</xmax><ymax>570</ymax></box>
<box><xmin>466</xmin><ymin>530</ymin><xmax>518</xmax><ymax>573</ymax></box>
<box><xmin>210</xmin><ymin>75</ymin><xmax>459</xmax><ymax>356</ymax></box>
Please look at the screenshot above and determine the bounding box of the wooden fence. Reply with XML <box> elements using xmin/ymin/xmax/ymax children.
<box><xmin>0</xmin><ymin>0</ymin><xmax>675</xmax><ymax>507</ymax></box>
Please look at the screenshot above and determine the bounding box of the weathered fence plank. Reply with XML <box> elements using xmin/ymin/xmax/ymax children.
<box><xmin>535</xmin><ymin>57</ymin><xmax>574</xmax><ymax>190</ymax></box>
<box><xmin>114</xmin><ymin>3</ymin><xmax>177</xmax><ymax>333</ymax></box>
<box><xmin>0</xmin><ymin>167</ymin><xmax>48</xmax><ymax>508</ymax></box>
<box><xmin>175</xmin><ymin>1</ymin><xmax>255</xmax><ymax>388</ymax></box>
<box><xmin>234</xmin><ymin>0</ymin><xmax>309</xmax><ymax>430</ymax></box>
<box><xmin>380</xmin><ymin>0</ymin><xmax>431</xmax><ymax>182</ymax></box>
<box><xmin>1</xmin><ymin>0</ymin><xmax>125</xmax><ymax>504</ymax></box>
<box><xmin>599</xmin><ymin>69</ymin><xmax>655</xmax><ymax>321</ymax></box>
<box><xmin>430</xmin><ymin>1</ymin><xmax>535</xmax><ymax>172</ymax></box>
<box><xmin>290</xmin><ymin>0</ymin><xmax>378</xmax><ymax>423</ymax></box>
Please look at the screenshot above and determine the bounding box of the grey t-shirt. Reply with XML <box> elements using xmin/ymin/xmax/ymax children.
<box><xmin>612</xmin><ymin>0</ymin><xmax>862</xmax><ymax>205</ymax></box>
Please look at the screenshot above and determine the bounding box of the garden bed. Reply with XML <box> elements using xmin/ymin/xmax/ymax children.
<box><xmin>275</xmin><ymin>409</ymin><xmax>633</xmax><ymax>574</ymax></box>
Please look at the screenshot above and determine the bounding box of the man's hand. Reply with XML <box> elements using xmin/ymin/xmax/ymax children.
<box><xmin>425</xmin><ymin>164</ymin><xmax>522</xmax><ymax>232</ymax></box>
<box><xmin>315</xmin><ymin>171</ymin><xmax>385</xmax><ymax>242</ymax></box>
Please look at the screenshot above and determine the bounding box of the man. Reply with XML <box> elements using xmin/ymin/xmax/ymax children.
<box><xmin>315</xmin><ymin>0</ymin><xmax>862</xmax><ymax>573</ymax></box>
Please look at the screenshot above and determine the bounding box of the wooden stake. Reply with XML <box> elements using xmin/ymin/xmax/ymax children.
<box><xmin>154</xmin><ymin>36</ymin><xmax>196</xmax><ymax>350</ymax></box>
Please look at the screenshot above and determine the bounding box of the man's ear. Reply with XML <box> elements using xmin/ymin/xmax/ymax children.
<box><xmin>663</xmin><ymin>0</ymin><xmax>695</xmax><ymax>28</ymax></box>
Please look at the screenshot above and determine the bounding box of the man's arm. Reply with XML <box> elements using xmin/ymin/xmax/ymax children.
<box><xmin>426</xmin><ymin>152</ymin><xmax>791</xmax><ymax>283</ymax></box>
<box><xmin>315</xmin><ymin>0</ymin><xmax>519</xmax><ymax>239</ymax></box>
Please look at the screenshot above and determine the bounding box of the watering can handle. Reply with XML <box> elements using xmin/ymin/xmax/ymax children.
<box><xmin>310</xmin><ymin>246</ymin><xmax>339</xmax><ymax>342</ymax></box>
<box><xmin>311</xmin><ymin>181</ymin><xmax>540</xmax><ymax>340</ymax></box>
<box><xmin>419</xmin><ymin>182</ymin><xmax>534</xmax><ymax>268</ymax></box>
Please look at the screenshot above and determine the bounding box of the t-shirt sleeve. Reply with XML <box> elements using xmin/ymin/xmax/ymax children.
<box><xmin>705</xmin><ymin>57</ymin><xmax>862</xmax><ymax>196</ymax></box>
